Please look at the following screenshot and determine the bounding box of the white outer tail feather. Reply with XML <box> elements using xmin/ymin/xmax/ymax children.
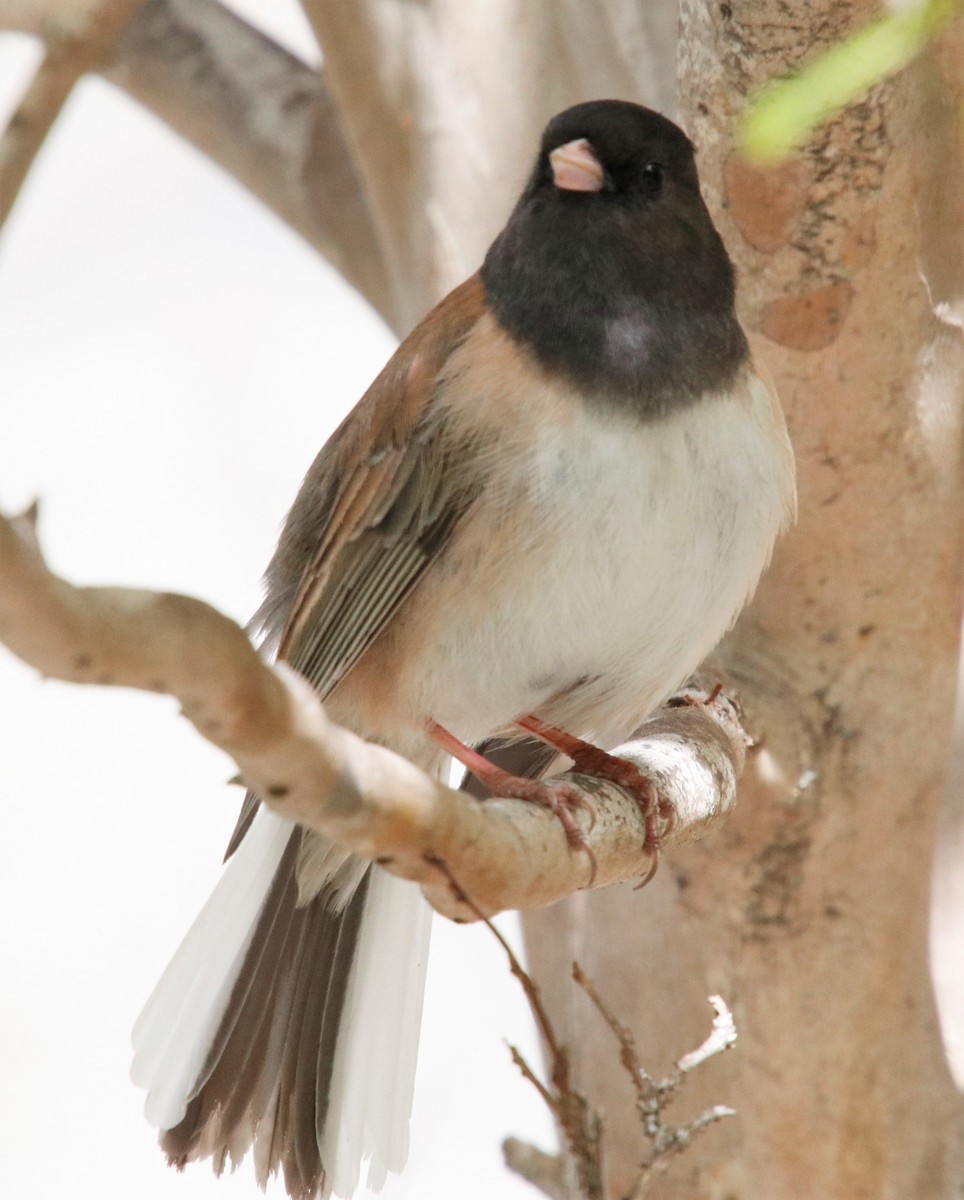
<box><xmin>131</xmin><ymin>809</ymin><xmax>293</xmax><ymax>1128</ymax></box>
<box><xmin>322</xmin><ymin>871</ymin><xmax>433</xmax><ymax>1197</ymax></box>
<box><xmin>131</xmin><ymin>807</ymin><xmax>433</xmax><ymax>1198</ymax></box>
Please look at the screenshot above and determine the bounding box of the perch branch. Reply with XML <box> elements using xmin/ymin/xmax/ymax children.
<box><xmin>0</xmin><ymin>508</ymin><xmax>747</xmax><ymax>921</ymax></box>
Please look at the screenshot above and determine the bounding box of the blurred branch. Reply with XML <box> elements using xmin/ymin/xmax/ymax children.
<box><xmin>297</xmin><ymin>0</ymin><xmax>423</xmax><ymax>325</ymax></box>
<box><xmin>552</xmin><ymin>0</ymin><xmax>678</xmax><ymax>118</ymax></box>
<box><xmin>0</xmin><ymin>0</ymin><xmax>142</xmax><ymax>229</ymax></box>
<box><xmin>0</xmin><ymin>506</ymin><xmax>747</xmax><ymax>922</ymax></box>
<box><xmin>0</xmin><ymin>0</ymin><xmax>396</xmax><ymax>326</ymax></box>
<box><xmin>109</xmin><ymin>0</ymin><xmax>394</xmax><ymax>323</ymax></box>
<box><xmin>503</xmin><ymin>1139</ymin><xmax>578</xmax><ymax>1200</ymax></box>
<box><xmin>298</xmin><ymin>0</ymin><xmax>586</xmax><ymax>326</ymax></box>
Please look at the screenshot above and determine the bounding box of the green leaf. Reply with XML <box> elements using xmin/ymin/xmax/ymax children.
<box><xmin>739</xmin><ymin>0</ymin><xmax>962</xmax><ymax>165</ymax></box>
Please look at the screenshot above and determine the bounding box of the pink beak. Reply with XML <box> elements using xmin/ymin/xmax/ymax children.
<box><xmin>549</xmin><ymin>138</ymin><xmax>605</xmax><ymax>193</ymax></box>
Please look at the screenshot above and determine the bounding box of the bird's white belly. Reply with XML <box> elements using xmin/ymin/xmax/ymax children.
<box><xmin>402</xmin><ymin>383</ymin><xmax>791</xmax><ymax>749</ymax></box>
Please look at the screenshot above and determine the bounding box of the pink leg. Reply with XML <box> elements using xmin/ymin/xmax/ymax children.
<box><xmin>516</xmin><ymin>714</ymin><xmax>671</xmax><ymax>881</ymax></box>
<box><xmin>427</xmin><ymin>721</ymin><xmax>597</xmax><ymax>879</ymax></box>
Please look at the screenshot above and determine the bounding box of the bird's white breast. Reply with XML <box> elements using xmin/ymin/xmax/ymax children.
<box><xmin>402</xmin><ymin>347</ymin><xmax>793</xmax><ymax>748</ymax></box>
<box><xmin>340</xmin><ymin>315</ymin><xmax>795</xmax><ymax>757</ymax></box>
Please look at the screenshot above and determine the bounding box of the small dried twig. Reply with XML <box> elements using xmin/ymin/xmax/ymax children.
<box><xmin>428</xmin><ymin>858</ymin><xmax>605</xmax><ymax>1200</ymax></box>
<box><xmin>676</xmin><ymin>995</ymin><xmax>738</xmax><ymax>1075</ymax></box>
<box><xmin>431</xmin><ymin>859</ymin><xmax>739</xmax><ymax>1200</ymax></box>
<box><xmin>0</xmin><ymin>0</ymin><xmax>143</xmax><ymax>230</ymax></box>
<box><xmin>574</xmin><ymin>966</ymin><xmax>737</xmax><ymax>1198</ymax></box>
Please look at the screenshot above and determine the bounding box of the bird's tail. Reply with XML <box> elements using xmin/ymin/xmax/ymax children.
<box><xmin>131</xmin><ymin>807</ymin><xmax>432</xmax><ymax>1199</ymax></box>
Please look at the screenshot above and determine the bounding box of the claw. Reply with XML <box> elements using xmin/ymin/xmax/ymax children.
<box><xmin>427</xmin><ymin>720</ymin><xmax>597</xmax><ymax>879</ymax></box>
<box><xmin>509</xmin><ymin>714</ymin><xmax>675</xmax><ymax>887</ymax></box>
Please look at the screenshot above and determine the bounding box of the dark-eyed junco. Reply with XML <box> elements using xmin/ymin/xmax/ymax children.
<box><xmin>131</xmin><ymin>100</ymin><xmax>794</xmax><ymax>1199</ymax></box>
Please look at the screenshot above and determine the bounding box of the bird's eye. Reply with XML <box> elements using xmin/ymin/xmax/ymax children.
<box><xmin>641</xmin><ymin>162</ymin><xmax>663</xmax><ymax>192</ymax></box>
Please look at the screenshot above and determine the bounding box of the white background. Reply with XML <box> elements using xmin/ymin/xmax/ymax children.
<box><xmin>0</xmin><ymin>5</ymin><xmax>556</xmax><ymax>1199</ymax></box>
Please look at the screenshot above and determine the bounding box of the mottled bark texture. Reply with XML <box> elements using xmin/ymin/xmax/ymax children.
<box><xmin>522</xmin><ymin>4</ymin><xmax>964</xmax><ymax>1199</ymax></box>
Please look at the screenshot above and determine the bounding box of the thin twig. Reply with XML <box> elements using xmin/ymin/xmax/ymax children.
<box><xmin>574</xmin><ymin>965</ymin><xmax>738</xmax><ymax>1197</ymax></box>
<box><xmin>425</xmin><ymin>855</ymin><xmax>567</xmax><ymax>1063</ymax></box>
<box><xmin>427</xmin><ymin>856</ymin><xmax>606</xmax><ymax>1200</ymax></box>
<box><xmin>461</xmin><ymin>909</ymin><xmax>741</xmax><ymax>1199</ymax></box>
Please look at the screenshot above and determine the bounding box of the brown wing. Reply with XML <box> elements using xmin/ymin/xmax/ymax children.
<box><xmin>162</xmin><ymin>279</ymin><xmax>490</xmax><ymax>1194</ymax></box>
<box><xmin>227</xmin><ymin>274</ymin><xmax>487</xmax><ymax>856</ymax></box>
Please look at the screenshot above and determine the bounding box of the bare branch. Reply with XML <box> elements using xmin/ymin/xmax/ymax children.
<box><xmin>573</xmin><ymin>968</ymin><xmax>738</xmax><ymax>1197</ymax></box>
<box><xmin>0</xmin><ymin>0</ymin><xmax>142</xmax><ymax>230</ymax></box>
<box><xmin>676</xmin><ymin>995</ymin><xmax>738</xmax><ymax>1074</ymax></box>
<box><xmin>0</xmin><ymin>0</ymin><xmax>101</xmax><ymax>36</ymax></box>
<box><xmin>552</xmin><ymin>0</ymin><xmax>678</xmax><ymax>118</ymax></box>
<box><xmin>0</xmin><ymin>0</ymin><xmax>395</xmax><ymax>325</ymax></box>
<box><xmin>299</xmin><ymin>0</ymin><xmax>580</xmax><ymax>324</ymax></box>
<box><xmin>295</xmin><ymin>0</ymin><xmax>423</xmax><ymax>324</ymax></box>
<box><xmin>0</xmin><ymin>508</ymin><xmax>746</xmax><ymax>921</ymax></box>
<box><xmin>576</xmin><ymin>969</ymin><xmax>737</xmax><ymax>1199</ymax></box>
<box><xmin>107</xmin><ymin>0</ymin><xmax>393</xmax><ymax>323</ymax></box>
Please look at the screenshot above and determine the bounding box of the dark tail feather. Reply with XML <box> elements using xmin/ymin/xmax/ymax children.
<box><xmin>158</xmin><ymin>830</ymin><xmax>369</xmax><ymax>1199</ymax></box>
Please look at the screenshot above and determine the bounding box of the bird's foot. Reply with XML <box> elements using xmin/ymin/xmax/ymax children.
<box><xmin>515</xmin><ymin>714</ymin><xmax>670</xmax><ymax>884</ymax></box>
<box><xmin>427</xmin><ymin>721</ymin><xmax>597</xmax><ymax>881</ymax></box>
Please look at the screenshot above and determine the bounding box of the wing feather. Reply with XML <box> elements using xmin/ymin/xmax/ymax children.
<box><xmin>226</xmin><ymin>276</ymin><xmax>487</xmax><ymax>858</ymax></box>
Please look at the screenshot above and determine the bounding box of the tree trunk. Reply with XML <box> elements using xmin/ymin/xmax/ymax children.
<box><xmin>523</xmin><ymin>4</ymin><xmax>964</xmax><ymax>1197</ymax></box>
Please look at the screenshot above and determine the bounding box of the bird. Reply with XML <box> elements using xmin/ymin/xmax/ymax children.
<box><xmin>131</xmin><ymin>99</ymin><xmax>795</xmax><ymax>1200</ymax></box>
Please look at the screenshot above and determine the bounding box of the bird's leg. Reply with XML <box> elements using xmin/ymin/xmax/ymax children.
<box><xmin>426</xmin><ymin>721</ymin><xmax>596</xmax><ymax>879</ymax></box>
<box><xmin>515</xmin><ymin>714</ymin><xmax>671</xmax><ymax>879</ymax></box>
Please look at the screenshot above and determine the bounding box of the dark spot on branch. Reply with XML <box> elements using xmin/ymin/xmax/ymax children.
<box><xmin>375</xmin><ymin>855</ymin><xmax>394</xmax><ymax>865</ymax></box>
<box><xmin>74</xmin><ymin>653</ymin><xmax>92</xmax><ymax>670</ymax></box>
<box><xmin>267</xmin><ymin>784</ymin><xmax>289</xmax><ymax>798</ymax></box>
